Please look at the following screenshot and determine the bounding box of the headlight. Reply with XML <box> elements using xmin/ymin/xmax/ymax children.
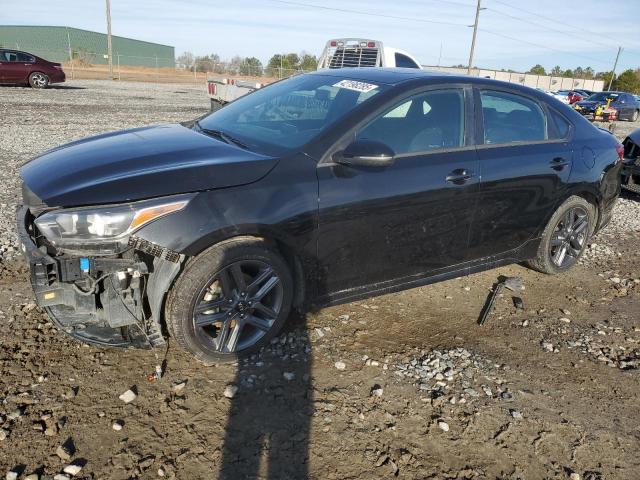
<box><xmin>34</xmin><ymin>194</ymin><xmax>192</xmax><ymax>255</ymax></box>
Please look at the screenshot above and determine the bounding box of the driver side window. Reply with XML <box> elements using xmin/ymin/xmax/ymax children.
<box><xmin>356</xmin><ymin>88</ymin><xmax>465</xmax><ymax>155</ymax></box>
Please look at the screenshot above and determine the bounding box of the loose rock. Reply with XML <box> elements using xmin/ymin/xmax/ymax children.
<box><xmin>437</xmin><ymin>420</ymin><xmax>450</xmax><ymax>432</ymax></box>
<box><xmin>223</xmin><ymin>385</ymin><xmax>238</xmax><ymax>399</ymax></box>
<box><xmin>119</xmin><ymin>389</ymin><xmax>137</xmax><ymax>403</ymax></box>
<box><xmin>56</xmin><ymin>445</ymin><xmax>72</xmax><ymax>461</ymax></box>
<box><xmin>63</xmin><ymin>464</ymin><xmax>82</xmax><ymax>476</ymax></box>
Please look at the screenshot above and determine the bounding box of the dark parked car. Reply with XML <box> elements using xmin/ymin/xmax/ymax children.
<box><xmin>17</xmin><ymin>69</ymin><xmax>623</xmax><ymax>363</ymax></box>
<box><xmin>621</xmin><ymin>128</ymin><xmax>640</xmax><ymax>193</ymax></box>
<box><xmin>0</xmin><ymin>49</ymin><xmax>65</xmax><ymax>88</ymax></box>
<box><xmin>574</xmin><ymin>91</ymin><xmax>640</xmax><ymax>121</ymax></box>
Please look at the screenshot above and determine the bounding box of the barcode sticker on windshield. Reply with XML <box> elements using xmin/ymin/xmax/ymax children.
<box><xmin>333</xmin><ymin>80</ymin><xmax>378</xmax><ymax>93</ymax></box>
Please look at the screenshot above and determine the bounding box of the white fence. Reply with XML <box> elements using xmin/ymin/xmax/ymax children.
<box><xmin>424</xmin><ymin>66</ymin><xmax>605</xmax><ymax>92</ymax></box>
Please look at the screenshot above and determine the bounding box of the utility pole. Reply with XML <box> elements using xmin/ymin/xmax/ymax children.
<box><xmin>607</xmin><ymin>46</ymin><xmax>622</xmax><ymax>91</ymax></box>
<box><xmin>437</xmin><ymin>42</ymin><xmax>442</xmax><ymax>67</ymax></box>
<box><xmin>467</xmin><ymin>0</ymin><xmax>483</xmax><ymax>75</ymax></box>
<box><xmin>105</xmin><ymin>0</ymin><xmax>113</xmax><ymax>79</ymax></box>
<box><xmin>66</xmin><ymin>27</ymin><xmax>74</xmax><ymax>80</ymax></box>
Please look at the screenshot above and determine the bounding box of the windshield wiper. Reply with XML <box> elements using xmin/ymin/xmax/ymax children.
<box><xmin>194</xmin><ymin>121</ymin><xmax>251</xmax><ymax>151</ymax></box>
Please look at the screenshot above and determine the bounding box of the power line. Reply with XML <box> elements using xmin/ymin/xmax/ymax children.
<box><xmin>265</xmin><ymin>0</ymin><xmax>469</xmax><ymax>27</ymax></box>
<box><xmin>478</xmin><ymin>29</ymin><xmax>612</xmax><ymax>66</ymax></box>
<box><xmin>485</xmin><ymin>7</ymin><xmax>616</xmax><ymax>51</ymax></box>
<box><xmin>488</xmin><ymin>0</ymin><xmax>638</xmax><ymax>50</ymax></box>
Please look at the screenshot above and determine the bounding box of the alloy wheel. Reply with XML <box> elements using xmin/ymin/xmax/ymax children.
<box><xmin>193</xmin><ymin>260</ymin><xmax>283</xmax><ymax>353</ymax></box>
<box><xmin>549</xmin><ymin>206</ymin><xmax>589</xmax><ymax>268</ymax></box>
<box><xmin>31</xmin><ymin>73</ymin><xmax>48</xmax><ymax>87</ymax></box>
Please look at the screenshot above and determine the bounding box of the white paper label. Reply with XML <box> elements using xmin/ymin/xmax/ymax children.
<box><xmin>333</xmin><ymin>79</ymin><xmax>378</xmax><ymax>93</ymax></box>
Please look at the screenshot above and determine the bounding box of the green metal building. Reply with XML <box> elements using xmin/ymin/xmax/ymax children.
<box><xmin>0</xmin><ymin>25</ymin><xmax>174</xmax><ymax>67</ymax></box>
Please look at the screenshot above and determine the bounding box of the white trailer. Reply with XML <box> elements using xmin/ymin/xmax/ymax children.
<box><xmin>206</xmin><ymin>38</ymin><xmax>422</xmax><ymax>110</ymax></box>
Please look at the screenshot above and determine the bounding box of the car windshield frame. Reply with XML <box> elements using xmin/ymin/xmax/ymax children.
<box><xmin>196</xmin><ymin>74</ymin><xmax>390</xmax><ymax>156</ymax></box>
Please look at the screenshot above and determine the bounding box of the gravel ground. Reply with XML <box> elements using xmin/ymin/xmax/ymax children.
<box><xmin>0</xmin><ymin>80</ymin><xmax>639</xmax><ymax>479</ymax></box>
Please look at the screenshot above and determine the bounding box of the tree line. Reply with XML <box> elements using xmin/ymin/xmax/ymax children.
<box><xmin>176</xmin><ymin>51</ymin><xmax>318</xmax><ymax>78</ymax></box>
<box><xmin>526</xmin><ymin>64</ymin><xmax>640</xmax><ymax>93</ymax></box>
<box><xmin>176</xmin><ymin>51</ymin><xmax>640</xmax><ymax>92</ymax></box>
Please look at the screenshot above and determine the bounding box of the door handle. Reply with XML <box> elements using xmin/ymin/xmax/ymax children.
<box><xmin>550</xmin><ymin>157</ymin><xmax>570</xmax><ymax>171</ymax></box>
<box><xmin>445</xmin><ymin>168</ymin><xmax>475</xmax><ymax>184</ymax></box>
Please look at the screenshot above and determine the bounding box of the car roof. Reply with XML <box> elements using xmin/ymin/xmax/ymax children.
<box><xmin>307</xmin><ymin>68</ymin><xmax>579</xmax><ymax>107</ymax></box>
<box><xmin>309</xmin><ymin>67</ymin><xmax>534</xmax><ymax>90</ymax></box>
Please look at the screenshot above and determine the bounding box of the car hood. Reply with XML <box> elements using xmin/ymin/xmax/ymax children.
<box><xmin>576</xmin><ymin>100</ymin><xmax>615</xmax><ymax>109</ymax></box>
<box><xmin>21</xmin><ymin>123</ymin><xmax>278</xmax><ymax>207</ymax></box>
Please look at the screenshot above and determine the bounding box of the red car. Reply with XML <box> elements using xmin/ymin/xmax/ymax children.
<box><xmin>0</xmin><ymin>49</ymin><xmax>65</xmax><ymax>88</ymax></box>
<box><xmin>568</xmin><ymin>90</ymin><xmax>593</xmax><ymax>105</ymax></box>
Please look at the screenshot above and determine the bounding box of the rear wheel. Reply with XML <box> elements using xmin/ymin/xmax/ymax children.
<box><xmin>28</xmin><ymin>72</ymin><xmax>49</xmax><ymax>88</ymax></box>
<box><xmin>165</xmin><ymin>239</ymin><xmax>293</xmax><ymax>364</ymax></box>
<box><xmin>632</xmin><ymin>109</ymin><xmax>639</xmax><ymax>122</ymax></box>
<box><xmin>527</xmin><ymin>196</ymin><xmax>596</xmax><ymax>275</ymax></box>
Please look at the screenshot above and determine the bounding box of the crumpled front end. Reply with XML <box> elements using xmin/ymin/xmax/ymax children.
<box><xmin>621</xmin><ymin>129</ymin><xmax>640</xmax><ymax>194</ymax></box>
<box><xmin>16</xmin><ymin>185</ymin><xmax>184</xmax><ymax>348</ymax></box>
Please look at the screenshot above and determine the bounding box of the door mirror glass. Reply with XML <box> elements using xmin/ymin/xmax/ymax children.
<box><xmin>334</xmin><ymin>140</ymin><xmax>395</xmax><ymax>167</ymax></box>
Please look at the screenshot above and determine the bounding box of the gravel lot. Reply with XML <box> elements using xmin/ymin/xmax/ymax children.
<box><xmin>0</xmin><ymin>80</ymin><xmax>639</xmax><ymax>479</ymax></box>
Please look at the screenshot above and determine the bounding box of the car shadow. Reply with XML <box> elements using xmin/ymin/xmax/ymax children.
<box><xmin>47</xmin><ymin>85</ymin><xmax>87</xmax><ymax>90</ymax></box>
<box><xmin>217</xmin><ymin>310</ymin><xmax>313</xmax><ymax>479</ymax></box>
<box><xmin>620</xmin><ymin>189</ymin><xmax>640</xmax><ymax>202</ymax></box>
<box><xmin>0</xmin><ymin>84</ymin><xmax>86</xmax><ymax>90</ymax></box>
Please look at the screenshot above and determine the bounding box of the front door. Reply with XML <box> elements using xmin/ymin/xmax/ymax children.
<box><xmin>316</xmin><ymin>87</ymin><xmax>479</xmax><ymax>302</ymax></box>
<box><xmin>466</xmin><ymin>89</ymin><xmax>573</xmax><ymax>261</ymax></box>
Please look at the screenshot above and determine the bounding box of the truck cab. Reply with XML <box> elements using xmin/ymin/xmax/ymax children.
<box><xmin>317</xmin><ymin>38</ymin><xmax>422</xmax><ymax>69</ymax></box>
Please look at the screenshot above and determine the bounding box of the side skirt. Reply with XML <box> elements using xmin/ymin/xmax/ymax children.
<box><xmin>312</xmin><ymin>238</ymin><xmax>540</xmax><ymax>309</ymax></box>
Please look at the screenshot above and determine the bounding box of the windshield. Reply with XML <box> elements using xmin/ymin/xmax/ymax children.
<box><xmin>586</xmin><ymin>92</ymin><xmax>620</xmax><ymax>102</ymax></box>
<box><xmin>198</xmin><ymin>74</ymin><xmax>388</xmax><ymax>155</ymax></box>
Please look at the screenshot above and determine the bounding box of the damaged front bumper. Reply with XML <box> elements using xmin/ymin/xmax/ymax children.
<box><xmin>16</xmin><ymin>206</ymin><xmax>182</xmax><ymax>348</ymax></box>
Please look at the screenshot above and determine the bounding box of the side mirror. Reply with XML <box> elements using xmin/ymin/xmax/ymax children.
<box><xmin>334</xmin><ymin>140</ymin><xmax>395</xmax><ymax>167</ymax></box>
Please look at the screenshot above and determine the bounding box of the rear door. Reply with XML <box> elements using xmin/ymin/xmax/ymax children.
<box><xmin>316</xmin><ymin>86</ymin><xmax>479</xmax><ymax>300</ymax></box>
<box><xmin>466</xmin><ymin>88</ymin><xmax>573</xmax><ymax>261</ymax></box>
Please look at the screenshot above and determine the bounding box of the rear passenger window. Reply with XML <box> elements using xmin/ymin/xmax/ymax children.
<box><xmin>548</xmin><ymin>110</ymin><xmax>571</xmax><ymax>139</ymax></box>
<box><xmin>480</xmin><ymin>90</ymin><xmax>547</xmax><ymax>144</ymax></box>
<box><xmin>357</xmin><ymin>88</ymin><xmax>465</xmax><ymax>155</ymax></box>
<box><xmin>16</xmin><ymin>53</ymin><xmax>35</xmax><ymax>63</ymax></box>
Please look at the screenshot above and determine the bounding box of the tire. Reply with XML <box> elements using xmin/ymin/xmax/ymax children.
<box><xmin>526</xmin><ymin>196</ymin><xmax>596</xmax><ymax>275</ymax></box>
<box><xmin>28</xmin><ymin>72</ymin><xmax>49</xmax><ymax>88</ymax></box>
<box><xmin>165</xmin><ymin>238</ymin><xmax>293</xmax><ymax>364</ymax></box>
<box><xmin>632</xmin><ymin>110</ymin><xmax>639</xmax><ymax>122</ymax></box>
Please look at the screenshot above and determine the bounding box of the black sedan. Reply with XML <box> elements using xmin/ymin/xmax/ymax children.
<box><xmin>574</xmin><ymin>91</ymin><xmax>640</xmax><ymax>121</ymax></box>
<box><xmin>621</xmin><ymin>128</ymin><xmax>640</xmax><ymax>193</ymax></box>
<box><xmin>17</xmin><ymin>69</ymin><xmax>623</xmax><ymax>363</ymax></box>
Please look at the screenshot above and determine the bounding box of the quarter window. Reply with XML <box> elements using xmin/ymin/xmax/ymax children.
<box><xmin>548</xmin><ymin>109</ymin><xmax>571</xmax><ymax>139</ymax></box>
<box><xmin>480</xmin><ymin>90</ymin><xmax>547</xmax><ymax>144</ymax></box>
<box><xmin>357</xmin><ymin>89</ymin><xmax>465</xmax><ymax>155</ymax></box>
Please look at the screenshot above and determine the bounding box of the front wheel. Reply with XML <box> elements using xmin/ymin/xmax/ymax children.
<box><xmin>165</xmin><ymin>239</ymin><xmax>293</xmax><ymax>364</ymax></box>
<box><xmin>632</xmin><ymin>109</ymin><xmax>639</xmax><ymax>122</ymax></box>
<box><xmin>29</xmin><ymin>72</ymin><xmax>49</xmax><ymax>88</ymax></box>
<box><xmin>527</xmin><ymin>196</ymin><xmax>596</xmax><ymax>275</ymax></box>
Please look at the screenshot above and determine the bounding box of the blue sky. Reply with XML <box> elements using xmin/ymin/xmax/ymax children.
<box><xmin>4</xmin><ymin>0</ymin><xmax>640</xmax><ymax>72</ymax></box>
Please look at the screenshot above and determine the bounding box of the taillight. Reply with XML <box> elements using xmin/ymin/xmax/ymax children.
<box><xmin>367</xmin><ymin>42</ymin><xmax>375</xmax><ymax>48</ymax></box>
<box><xmin>330</xmin><ymin>41</ymin><xmax>337</xmax><ymax>47</ymax></box>
<box><xmin>616</xmin><ymin>142</ymin><xmax>624</xmax><ymax>161</ymax></box>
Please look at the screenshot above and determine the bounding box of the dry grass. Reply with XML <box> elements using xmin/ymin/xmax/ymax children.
<box><xmin>62</xmin><ymin>62</ymin><xmax>273</xmax><ymax>84</ymax></box>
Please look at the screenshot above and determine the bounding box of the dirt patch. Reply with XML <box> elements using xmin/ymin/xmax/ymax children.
<box><xmin>1</xmin><ymin>80</ymin><xmax>639</xmax><ymax>479</ymax></box>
